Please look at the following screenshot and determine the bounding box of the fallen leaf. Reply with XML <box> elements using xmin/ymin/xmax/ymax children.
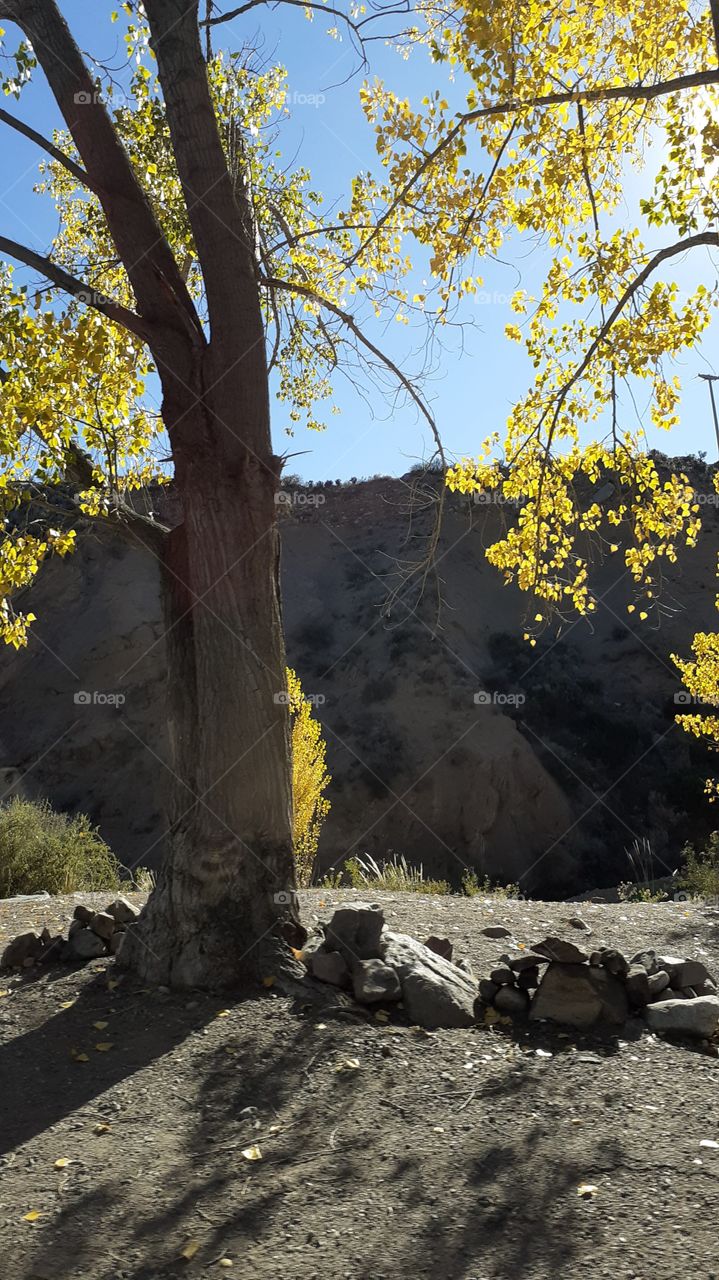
<box><xmin>536</xmin><ymin>1049</ymin><xmax>553</xmax><ymax>1058</ymax></box>
<box><xmin>216</xmin><ymin>1009</ymin><xmax>231</xmax><ymax>1018</ymax></box>
<box><xmin>219</xmin><ymin>1261</ymin><xmax>233</xmax><ymax>1269</ymax></box>
<box><xmin>241</xmin><ymin>1145</ymin><xmax>262</xmax><ymax>1161</ymax></box>
<box><xmin>53</xmin><ymin>1158</ymin><xmax>71</xmax><ymax>1169</ymax></box>
<box><xmin>59</xmin><ymin>1001</ymin><xmax>75</xmax><ymax>1009</ymax></box>
<box><xmin>93</xmin><ymin>1123</ymin><xmax>111</xmax><ymax>1135</ymax></box>
<box><xmin>179</xmin><ymin>1238</ymin><xmax>201</xmax><ymax>1260</ymax></box>
<box><xmin>290</xmin><ymin>947</ymin><xmax>304</xmax><ymax>960</ymax></box>
<box><xmin>577</xmin><ymin>1183</ymin><xmax>598</xmax><ymax>1198</ymax></box>
<box><xmin>70</xmin><ymin>1049</ymin><xmax>89</xmax><ymax>1063</ymax></box>
<box><xmin>374</xmin><ymin>1010</ymin><xmax>389</xmax><ymax>1023</ymax></box>
<box><xmin>93</xmin><ymin>1021</ymin><xmax>109</xmax><ymax>1031</ymax></box>
<box><xmin>0</xmin><ymin>989</ymin><xmax>10</xmax><ymax>998</ymax></box>
<box><xmin>261</xmin><ymin>977</ymin><xmax>275</xmax><ymax>988</ymax></box>
<box><xmin>22</xmin><ymin>1211</ymin><xmax>45</xmax><ymax>1222</ymax></box>
<box><xmin>94</xmin><ymin>1042</ymin><xmax>113</xmax><ymax>1052</ymax></box>
<box><xmin>335</xmin><ymin>1057</ymin><xmax>361</xmax><ymax>1074</ymax></box>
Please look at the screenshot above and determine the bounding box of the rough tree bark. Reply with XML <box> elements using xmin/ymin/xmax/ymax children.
<box><xmin>0</xmin><ymin>0</ymin><xmax>303</xmax><ymax>985</ymax></box>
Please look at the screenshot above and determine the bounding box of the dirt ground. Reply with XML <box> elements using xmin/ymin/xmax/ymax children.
<box><xmin>1</xmin><ymin>888</ymin><xmax>719</xmax><ymax>1280</ymax></box>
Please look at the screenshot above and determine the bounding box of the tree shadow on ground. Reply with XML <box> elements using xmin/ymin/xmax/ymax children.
<box><xmin>11</xmin><ymin>988</ymin><xmax>632</xmax><ymax>1280</ymax></box>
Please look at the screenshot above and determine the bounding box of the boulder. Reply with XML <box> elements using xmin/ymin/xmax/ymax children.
<box><xmin>481</xmin><ymin>926</ymin><xmax>512</xmax><ymax>939</ymax></box>
<box><xmin>645</xmin><ymin>996</ymin><xmax>719</xmax><ymax>1039</ymax></box>
<box><xmin>325</xmin><ymin>904</ymin><xmax>384</xmax><ymax>962</ymax></box>
<box><xmin>507</xmin><ymin>954</ymin><xmax>548</xmax><ymax>973</ymax></box>
<box><xmin>73</xmin><ymin>904</ymin><xmax>94</xmax><ymax>925</ymax></box>
<box><xmin>630</xmin><ymin>949</ymin><xmax>658</xmax><ymax>975</ymax></box>
<box><xmin>531</xmin><ymin>937</ymin><xmax>588</xmax><ymax>964</ymax></box>
<box><xmin>693</xmin><ymin>978</ymin><xmax>718</xmax><ymax>997</ymax></box>
<box><xmin>478</xmin><ymin>978</ymin><xmax>499</xmax><ymax>1002</ymax></box>
<box><xmin>600</xmin><ymin>949</ymin><xmax>630</xmax><ymax>978</ymax></box>
<box><xmin>530</xmin><ymin>961</ymin><xmax>628</xmax><ymax>1029</ymax></box>
<box><xmin>68</xmin><ymin>928</ymin><xmax>107</xmax><ymax>960</ymax></box>
<box><xmin>105</xmin><ymin>896</ymin><xmax>141</xmax><ymax>925</ymax></box>
<box><xmin>308</xmin><ymin>949</ymin><xmax>350</xmax><ymax>988</ymax></box>
<box><xmin>490</xmin><ymin>967</ymin><xmax>515</xmax><ymax>986</ymax></box>
<box><xmin>1</xmin><ymin>931</ymin><xmax>43</xmax><ymax>969</ymax></box>
<box><xmin>666</xmin><ymin>959</ymin><xmax>713</xmax><ymax>990</ymax></box>
<box><xmin>90</xmin><ymin>912</ymin><xmax>116</xmax><ymax>941</ymax></box>
<box><xmin>647</xmin><ymin>971</ymin><xmax>671</xmax><ymax>999</ymax></box>
<box><xmin>352</xmin><ymin>958</ymin><xmax>401</xmax><ymax>1003</ymax></box>
<box><xmin>517</xmin><ymin>966</ymin><xmax>540</xmax><ymax>991</ymax></box>
<box><xmin>494</xmin><ymin>986</ymin><xmax>529</xmax><ymax>1016</ymax></box>
<box><xmin>380</xmin><ymin>931</ymin><xmax>478</xmax><ymax>1028</ymax></box>
<box><xmin>625</xmin><ymin>964</ymin><xmax>651</xmax><ymax>1008</ymax></box>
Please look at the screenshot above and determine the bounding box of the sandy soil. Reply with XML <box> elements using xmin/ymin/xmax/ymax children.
<box><xmin>1</xmin><ymin>888</ymin><xmax>719</xmax><ymax>1280</ymax></box>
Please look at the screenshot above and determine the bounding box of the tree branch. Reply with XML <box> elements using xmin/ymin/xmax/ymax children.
<box><xmin>347</xmin><ymin>68</ymin><xmax>719</xmax><ymax>268</ymax></box>
<box><xmin>0</xmin><ymin>106</ymin><xmax>94</xmax><ymax>188</ymax></box>
<box><xmin>0</xmin><ymin>235</ymin><xmax>152</xmax><ymax>339</ymax></box>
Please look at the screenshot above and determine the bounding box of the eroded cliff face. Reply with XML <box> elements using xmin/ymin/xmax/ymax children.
<box><xmin>1</xmin><ymin>466</ymin><xmax>716</xmax><ymax>893</ymax></box>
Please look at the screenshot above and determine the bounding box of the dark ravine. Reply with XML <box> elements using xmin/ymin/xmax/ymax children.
<box><xmin>0</xmin><ymin>460</ymin><xmax>717</xmax><ymax>895</ymax></box>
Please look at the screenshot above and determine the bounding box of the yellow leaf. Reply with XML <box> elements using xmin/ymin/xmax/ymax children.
<box><xmin>93</xmin><ymin>1123</ymin><xmax>111</xmax><ymax>1135</ymax></box>
<box><xmin>216</xmin><ymin>1009</ymin><xmax>231</xmax><ymax>1018</ymax></box>
<box><xmin>71</xmin><ymin>1049</ymin><xmax>89</xmax><ymax>1062</ymax></box>
<box><xmin>219</xmin><ymin>1261</ymin><xmax>233</xmax><ymax>1269</ymax></box>
<box><xmin>241</xmin><ymin>1145</ymin><xmax>262</xmax><ymax>1161</ymax></box>
<box><xmin>54</xmin><ymin>1158</ymin><xmax>71</xmax><ymax>1169</ymax></box>
<box><xmin>59</xmin><ymin>1000</ymin><xmax>75</xmax><ymax>1009</ymax></box>
<box><xmin>94</xmin><ymin>1042</ymin><xmax>113</xmax><ymax>1052</ymax></box>
<box><xmin>577</xmin><ymin>1183</ymin><xmax>598</xmax><ymax>1197</ymax></box>
<box><xmin>0</xmin><ymin>990</ymin><xmax>9</xmax><ymax>998</ymax></box>
<box><xmin>335</xmin><ymin>1057</ymin><xmax>361</xmax><ymax>1073</ymax></box>
<box><xmin>93</xmin><ymin>1021</ymin><xmax>108</xmax><ymax>1031</ymax></box>
<box><xmin>22</xmin><ymin>1211</ymin><xmax>44</xmax><ymax>1222</ymax></box>
<box><xmin>180</xmin><ymin>1238</ymin><xmax>201</xmax><ymax>1260</ymax></box>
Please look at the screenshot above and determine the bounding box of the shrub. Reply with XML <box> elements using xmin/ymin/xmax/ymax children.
<box><xmin>0</xmin><ymin>797</ymin><xmax>121</xmax><ymax>897</ymax></box>
<box><xmin>345</xmin><ymin>851</ymin><xmax>450</xmax><ymax>894</ymax></box>
<box><xmin>461</xmin><ymin>869</ymin><xmax>521</xmax><ymax>899</ymax></box>
<box><xmin>678</xmin><ymin>832</ymin><xmax>719</xmax><ymax>900</ymax></box>
<box><xmin>287</xmin><ymin>668</ymin><xmax>331</xmax><ymax>887</ymax></box>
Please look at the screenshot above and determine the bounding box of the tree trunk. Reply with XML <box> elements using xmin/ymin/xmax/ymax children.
<box><xmin>120</xmin><ymin>379</ymin><xmax>303</xmax><ymax>988</ymax></box>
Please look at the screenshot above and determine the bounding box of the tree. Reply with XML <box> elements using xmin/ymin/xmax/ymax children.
<box><xmin>0</xmin><ymin>0</ymin><xmax>441</xmax><ymax>986</ymax></box>
<box><xmin>360</xmin><ymin>2</ymin><xmax>719</xmax><ymax>722</ymax></box>
<box><xmin>287</xmin><ymin>668</ymin><xmax>331</xmax><ymax>887</ymax></box>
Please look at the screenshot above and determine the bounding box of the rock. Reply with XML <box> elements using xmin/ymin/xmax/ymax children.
<box><xmin>589</xmin><ymin>950</ymin><xmax>606</xmax><ymax>967</ymax></box>
<box><xmin>600</xmin><ymin>949</ymin><xmax>630</xmax><ymax>978</ymax></box>
<box><xmin>481</xmin><ymin>926</ymin><xmax>512</xmax><ymax>939</ymax></box>
<box><xmin>478</xmin><ymin>978</ymin><xmax>499</xmax><ymax>1001</ymax></box>
<box><xmin>308</xmin><ymin>949</ymin><xmax>350</xmax><ymax>987</ymax></box>
<box><xmin>531</xmin><ymin>937</ymin><xmax>588</xmax><ymax>964</ymax></box>
<box><xmin>423</xmin><ymin>936</ymin><xmax>453</xmax><ymax>961</ymax></box>
<box><xmin>530</xmin><ymin>962</ymin><xmax>628</xmax><ymax>1028</ymax></box>
<box><xmin>507</xmin><ymin>954</ymin><xmax>548</xmax><ymax>973</ymax></box>
<box><xmin>73</xmin><ymin>904</ymin><xmax>94</xmax><ymax>924</ymax></box>
<box><xmin>630</xmin><ymin>949</ymin><xmax>658</xmax><ymax>974</ymax></box>
<box><xmin>90</xmin><ymin>912</ymin><xmax>116</xmax><ymax>941</ymax></box>
<box><xmin>566</xmin><ymin>916</ymin><xmax>591</xmax><ymax>932</ymax></box>
<box><xmin>109</xmin><ymin>931</ymin><xmax>125</xmax><ymax>957</ymax></box>
<box><xmin>645</xmin><ymin>996</ymin><xmax>719</xmax><ymax>1038</ymax></box>
<box><xmin>517</xmin><ymin>966</ymin><xmax>540</xmax><ymax>991</ymax></box>
<box><xmin>325</xmin><ymin>904</ymin><xmax>384</xmax><ymax>961</ymax></box>
<box><xmin>37</xmin><ymin>936</ymin><xmax>64</xmax><ymax>965</ymax></box>
<box><xmin>105</xmin><ymin>896</ymin><xmax>141</xmax><ymax>925</ymax></box>
<box><xmin>352</xmin><ymin>958</ymin><xmax>401</xmax><ymax>1003</ymax></box>
<box><xmin>1</xmin><ymin>932</ymin><xmax>42</xmax><ymax>969</ymax></box>
<box><xmin>693</xmin><ymin>978</ymin><xmax>718</xmax><ymax>997</ymax></box>
<box><xmin>456</xmin><ymin>958</ymin><xmax>474</xmax><ymax>976</ymax></box>
<box><xmin>647</xmin><ymin>971</ymin><xmax>671</xmax><ymax>999</ymax></box>
<box><xmin>68</xmin><ymin>928</ymin><xmax>107</xmax><ymax>960</ymax></box>
<box><xmin>666</xmin><ymin>959</ymin><xmax>713</xmax><ymax>989</ymax></box>
<box><xmin>490</xmin><ymin>967</ymin><xmax>515</xmax><ymax>986</ymax></box>
<box><xmin>380</xmin><ymin>931</ymin><xmax>478</xmax><ymax>1028</ymax></box>
<box><xmin>494</xmin><ymin>986</ymin><xmax>529</xmax><ymax>1016</ymax></box>
<box><xmin>625</xmin><ymin>964</ymin><xmax>651</xmax><ymax>1008</ymax></box>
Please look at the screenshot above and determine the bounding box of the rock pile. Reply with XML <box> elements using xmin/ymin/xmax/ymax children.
<box><xmin>479</xmin><ymin>936</ymin><xmax>719</xmax><ymax>1037</ymax></box>
<box><xmin>1</xmin><ymin>896</ymin><xmax>140</xmax><ymax>971</ymax></box>
<box><xmin>303</xmin><ymin>902</ymin><xmax>477</xmax><ymax>1028</ymax></box>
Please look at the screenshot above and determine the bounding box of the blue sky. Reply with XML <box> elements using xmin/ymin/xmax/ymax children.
<box><xmin>1</xmin><ymin>2</ymin><xmax>717</xmax><ymax>481</ymax></box>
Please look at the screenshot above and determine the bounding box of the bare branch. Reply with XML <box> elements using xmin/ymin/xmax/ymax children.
<box><xmin>0</xmin><ymin>106</ymin><xmax>94</xmax><ymax>188</ymax></box>
<box><xmin>0</xmin><ymin>235</ymin><xmax>152</xmax><ymax>340</ymax></box>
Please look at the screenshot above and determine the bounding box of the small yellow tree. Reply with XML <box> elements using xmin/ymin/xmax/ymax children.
<box><xmin>287</xmin><ymin>668</ymin><xmax>331</xmax><ymax>887</ymax></box>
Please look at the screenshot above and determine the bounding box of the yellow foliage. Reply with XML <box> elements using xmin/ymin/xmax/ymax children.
<box><xmin>286</xmin><ymin>668</ymin><xmax>331</xmax><ymax>885</ymax></box>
